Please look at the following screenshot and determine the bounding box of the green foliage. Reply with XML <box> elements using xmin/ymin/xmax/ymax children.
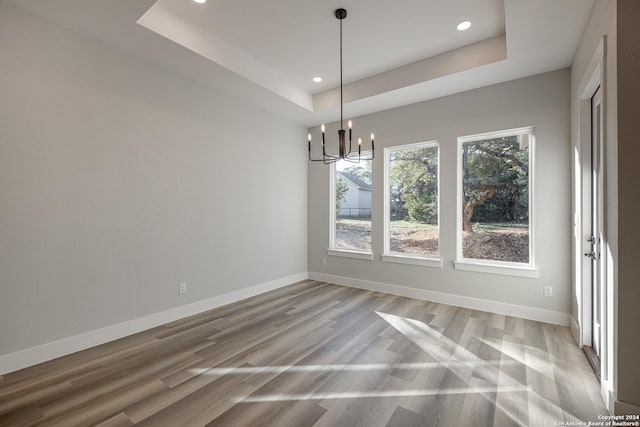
<box><xmin>336</xmin><ymin>176</ymin><xmax>349</xmax><ymax>214</ymax></box>
<box><xmin>462</xmin><ymin>135</ymin><xmax>529</xmax><ymax>223</ymax></box>
<box><xmin>389</xmin><ymin>146</ymin><xmax>438</xmax><ymax>224</ymax></box>
<box><xmin>405</xmin><ymin>193</ymin><xmax>438</xmax><ymax>223</ymax></box>
<box><xmin>340</xmin><ymin>163</ymin><xmax>372</xmax><ymax>184</ymax></box>
<box><xmin>388</xmin><ymin>135</ymin><xmax>529</xmax><ymax>227</ymax></box>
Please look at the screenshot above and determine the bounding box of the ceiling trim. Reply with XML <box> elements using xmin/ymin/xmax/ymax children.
<box><xmin>137</xmin><ymin>1</ymin><xmax>314</xmax><ymax>111</ymax></box>
<box><xmin>313</xmin><ymin>34</ymin><xmax>507</xmax><ymax>112</ymax></box>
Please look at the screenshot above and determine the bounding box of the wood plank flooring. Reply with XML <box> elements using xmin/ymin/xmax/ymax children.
<box><xmin>0</xmin><ymin>280</ymin><xmax>607</xmax><ymax>426</ymax></box>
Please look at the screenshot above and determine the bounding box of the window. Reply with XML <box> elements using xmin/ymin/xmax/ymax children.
<box><xmin>383</xmin><ymin>141</ymin><xmax>440</xmax><ymax>266</ymax></box>
<box><xmin>456</xmin><ymin>127</ymin><xmax>535</xmax><ymax>274</ymax></box>
<box><xmin>330</xmin><ymin>157</ymin><xmax>372</xmax><ymax>258</ymax></box>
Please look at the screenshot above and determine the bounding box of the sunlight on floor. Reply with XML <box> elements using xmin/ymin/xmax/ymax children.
<box><xmin>187</xmin><ymin>360</ymin><xmax>520</xmax><ymax>376</ymax></box>
<box><xmin>375</xmin><ymin>311</ymin><xmax>584</xmax><ymax>426</ymax></box>
<box><xmin>238</xmin><ymin>385</ymin><xmax>530</xmax><ymax>403</ymax></box>
<box><xmin>181</xmin><ymin>310</ymin><xmax>588</xmax><ymax>426</ymax></box>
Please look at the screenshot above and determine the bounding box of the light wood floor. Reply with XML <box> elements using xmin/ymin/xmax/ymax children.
<box><xmin>0</xmin><ymin>280</ymin><xmax>606</xmax><ymax>426</ymax></box>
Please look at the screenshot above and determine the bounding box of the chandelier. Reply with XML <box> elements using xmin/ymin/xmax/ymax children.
<box><xmin>308</xmin><ymin>8</ymin><xmax>375</xmax><ymax>164</ymax></box>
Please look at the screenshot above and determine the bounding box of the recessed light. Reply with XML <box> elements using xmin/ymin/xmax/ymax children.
<box><xmin>457</xmin><ymin>21</ymin><xmax>471</xmax><ymax>31</ymax></box>
<box><xmin>312</xmin><ymin>76</ymin><xmax>323</xmax><ymax>83</ymax></box>
<box><xmin>193</xmin><ymin>0</ymin><xmax>206</xmax><ymax>4</ymax></box>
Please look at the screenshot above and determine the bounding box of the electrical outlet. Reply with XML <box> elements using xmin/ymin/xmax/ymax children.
<box><xmin>543</xmin><ymin>285</ymin><xmax>553</xmax><ymax>297</ymax></box>
<box><xmin>179</xmin><ymin>282</ymin><xmax>187</xmax><ymax>294</ymax></box>
<box><xmin>322</xmin><ymin>258</ymin><xmax>327</xmax><ymax>266</ymax></box>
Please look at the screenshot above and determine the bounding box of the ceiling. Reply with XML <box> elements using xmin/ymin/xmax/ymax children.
<box><xmin>5</xmin><ymin>0</ymin><xmax>594</xmax><ymax>127</ymax></box>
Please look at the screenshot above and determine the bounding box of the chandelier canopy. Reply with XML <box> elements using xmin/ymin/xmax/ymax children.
<box><xmin>308</xmin><ymin>8</ymin><xmax>375</xmax><ymax>164</ymax></box>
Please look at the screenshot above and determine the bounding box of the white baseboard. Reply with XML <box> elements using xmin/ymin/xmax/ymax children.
<box><xmin>0</xmin><ymin>270</ymin><xmax>573</xmax><ymax>376</ymax></box>
<box><xmin>309</xmin><ymin>272</ymin><xmax>570</xmax><ymax>326</ymax></box>
<box><xmin>0</xmin><ymin>272</ymin><xmax>308</xmax><ymax>376</ymax></box>
<box><xmin>570</xmin><ymin>315</ymin><xmax>581</xmax><ymax>346</ymax></box>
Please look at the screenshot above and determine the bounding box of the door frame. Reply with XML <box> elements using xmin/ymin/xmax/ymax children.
<box><xmin>574</xmin><ymin>36</ymin><xmax>611</xmax><ymax>408</ymax></box>
<box><xmin>587</xmin><ymin>84</ymin><xmax>603</xmax><ymax>360</ymax></box>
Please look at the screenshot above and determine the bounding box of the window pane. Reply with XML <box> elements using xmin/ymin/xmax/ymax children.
<box><xmin>388</xmin><ymin>145</ymin><xmax>438</xmax><ymax>256</ymax></box>
<box><xmin>335</xmin><ymin>159</ymin><xmax>372</xmax><ymax>251</ymax></box>
<box><xmin>461</xmin><ymin>133</ymin><xmax>530</xmax><ymax>263</ymax></box>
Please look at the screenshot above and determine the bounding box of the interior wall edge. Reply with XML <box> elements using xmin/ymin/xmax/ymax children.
<box><xmin>0</xmin><ymin>272</ymin><xmax>308</xmax><ymax>376</ymax></box>
<box><xmin>570</xmin><ymin>314</ymin><xmax>581</xmax><ymax>346</ymax></box>
<box><xmin>309</xmin><ymin>271</ymin><xmax>570</xmax><ymax>326</ymax></box>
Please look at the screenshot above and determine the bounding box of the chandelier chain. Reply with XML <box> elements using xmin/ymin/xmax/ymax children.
<box><xmin>307</xmin><ymin>8</ymin><xmax>375</xmax><ymax>164</ymax></box>
<box><xmin>340</xmin><ymin>15</ymin><xmax>343</xmax><ymax>131</ymax></box>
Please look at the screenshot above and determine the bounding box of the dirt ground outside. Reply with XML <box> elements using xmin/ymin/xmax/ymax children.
<box><xmin>335</xmin><ymin>219</ymin><xmax>529</xmax><ymax>263</ymax></box>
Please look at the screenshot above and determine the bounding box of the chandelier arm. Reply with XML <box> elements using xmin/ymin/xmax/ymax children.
<box><xmin>323</xmin><ymin>155</ymin><xmax>339</xmax><ymax>165</ymax></box>
<box><xmin>309</xmin><ymin>146</ymin><xmax>341</xmax><ymax>162</ymax></box>
<box><xmin>309</xmin><ymin>155</ymin><xmax>339</xmax><ymax>164</ymax></box>
<box><xmin>342</xmin><ymin>157</ymin><xmax>361</xmax><ymax>164</ymax></box>
<box><xmin>309</xmin><ymin>152</ymin><xmax>339</xmax><ymax>160</ymax></box>
<box><xmin>309</xmin><ymin>153</ymin><xmax>326</xmax><ymax>162</ymax></box>
<box><xmin>307</xmin><ymin>8</ymin><xmax>375</xmax><ymax>165</ymax></box>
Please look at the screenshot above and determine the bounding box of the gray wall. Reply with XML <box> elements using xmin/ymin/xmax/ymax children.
<box><xmin>616</xmin><ymin>0</ymin><xmax>640</xmax><ymax>410</ymax></box>
<box><xmin>0</xmin><ymin>3</ymin><xmax>307</xmax><ymax>357</ymax></box>
<box><xmin>309</xmin><ymin>69</ymin><xmax>571</xmax><ymax>314</ymax></box>
<box><xmin>570</xmin><ymin>0</ymin><xmax>640</xmax><ymax>412</ymax></box>
<box><xmin>569</xmin><ymin>0</ymin><xmax>618</xmax><ymax>410</ymax></box>
<box><xmin>570</xmin><ymin>0</ymin><xmax>618</xmax><ymax>339</ymax></box>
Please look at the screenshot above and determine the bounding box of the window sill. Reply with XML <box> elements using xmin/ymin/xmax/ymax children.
<box><xmin>327</xmin><ymin>249</ymin><xmax>374</xmax><ymax>261</ymax></box>
<box><xmin>382</xmin><ymin>253</ymin><xmax>443</xmax><ymax>268</ymax></box>
<box><xmin>454</xmin><ymin>260</ymin><xmax>539</xmax><ymax>278</ymax></box>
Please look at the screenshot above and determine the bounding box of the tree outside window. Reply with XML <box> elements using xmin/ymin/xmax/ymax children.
<box><xmin>385</xmin><ymin>142</ymin><xmax>439</xmax><ymax>257</ymax></box>
<box><xmin>458</xmin><ymin>128</ymin><xmax>533</xmax><ymax>265</ymax></box>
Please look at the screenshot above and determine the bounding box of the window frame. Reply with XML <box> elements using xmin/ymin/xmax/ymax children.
<box><xmin>455</xmin><ymin>126</ymin><xmax>537</xmax><ymax>278</ymax></box>
<box><xmin>328</xmin><ymin>154</ymin><xmax>374</xmax><ymax>260</ymax></box>
<box><xmin>383</xmin><ymin>140</ymin><xmax>442</xmax><ymax>268</ymax></box>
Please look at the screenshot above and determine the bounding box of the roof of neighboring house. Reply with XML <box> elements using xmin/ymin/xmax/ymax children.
<box><xmin>338</xmin><ymin>172</ymin><xmax>372</xmax><ymax>191</ymax></box>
